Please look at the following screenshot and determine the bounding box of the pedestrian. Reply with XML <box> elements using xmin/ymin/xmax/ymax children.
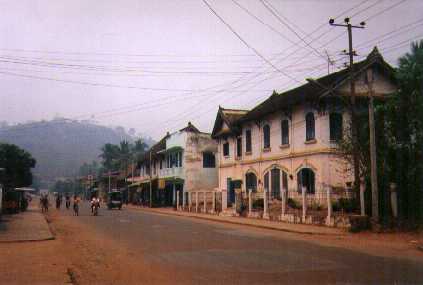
<box><xmin>73</xmin><ymin>195</ymin><xmax>80</xmax><ymax>216</ymax></box>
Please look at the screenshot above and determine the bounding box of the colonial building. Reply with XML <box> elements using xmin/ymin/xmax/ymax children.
<box><xmin>212</xmin><ymin>48</ymin><xmax>396</xmax><ymax>207</ymax></box>
<box><xmin>129</xmin><ymin>122</ymin><xmax>218</xmax><ymax>207</ymax></box>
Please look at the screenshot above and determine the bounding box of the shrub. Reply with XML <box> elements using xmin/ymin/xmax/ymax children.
<box><xmin>252</xmin><ymin>198</ymin><xmax>264</xmax><ymax>209</ymax></box>
<box><xmin>287</xmin><ymin>198</ymin><xmax>301</xmax><ymax>209</ymax></box>
<box><xmin>332</xmin><ymin>198</ymin><xmax>359</xmax><ymax>213</ymax></box>
<box><xmin>310</xmin><ymin>201</ymin><xmax>323</xmax><ymax>211</ymax></box>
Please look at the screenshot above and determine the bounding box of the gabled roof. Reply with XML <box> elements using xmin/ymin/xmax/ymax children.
<box><xmin>242</xmin><ymin>47</ymin><xmax>396</xmax><ymax>122</ymax></box>
<box><xmin>211</xmin><ymin>106</ymin><xmax>249</xmax><ymax>138</ymax></box>
<box><xmin>179</xmin><ymin>121</ymin><xmax>200</xmax><ymax>133</ymax></box>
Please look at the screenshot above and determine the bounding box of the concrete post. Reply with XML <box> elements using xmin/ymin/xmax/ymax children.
<box><xmin>182</xmin><ymin>190</ymin><xmax>186</xmax><ymax>210</ymax></box>
<box><xmin>326</xmin><ymin>186</ymin><xmax>332</xmax><ymax>225</ymax></box>
<box><xmin>263</xmin><ymin>189</ymin><xmax>269</xmax><ymax>219</ymax></box>
<box><xmin>188</xmin><ymin>192</ymin><xmax>192</xmax><ymax>212</ymax></box>
<box><xmin>203</xmin><ymin>191</ymin><xmax>207</xmax><ymax>213</ymax></box>
<box><xmin>302</xmin><ymin>186</ymin><xmax>307</xmax><ymax>222</ymax></box>
<box><xmin>360</xmin><ymin>180</ymin><xmax>366</xmax><ymax>216</ymax></box>
<box><xmin>172</xmin><ymin>183</ymin><xmax>176</xmax><ymax>206</ymax></box>
<box><xmin>281</xmin><ymin>187</ymin><xmax>286</xmax><ymax>218</ymax></box>
<box><xmin>248</xmin><ymin>190</ymin><xmax>252</xmax><ymax>217</ymax></box>
<box><xmin>211</xmin><ymin>191</ymin><xmax>216</xmax><ymax>214</ymax></box>
<box><xmin>176</xmin><ymin>191</ymin><xmax>180</xmax><ymax>211</ymax></box>
<box><xmin>222</xmin><ymin>190</ymin><xmax>227</xmax><ymax>211</ymax></box>
<box><xmin>195</xmin><ymin>192</ymin><xmax>199</xmax><ymax>212</ymax></box>
<box><xmin>390</xmin><ymin>182</ymin><xmax>398</xmax><ymax>218</ymax></box>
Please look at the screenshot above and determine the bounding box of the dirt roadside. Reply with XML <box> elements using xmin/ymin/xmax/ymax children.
<box><xmin>0</xmin><ymin>209</ymin><xmax>175</xmax><ymax>285</ymax></box>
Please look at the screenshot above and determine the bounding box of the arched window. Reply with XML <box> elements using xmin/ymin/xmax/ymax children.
<box><xmin>245</xmin><ymin>172</ymin><xmax>257</xmax><ymax>193</ymax></box>
<box><xmin>263</xmin><ymin>124</ymin><xmax>271</xmax><ymax>149</ymax></box>
<box><xmin>281</xmin><ymin>119</ymin><xmax>289</xmax><ymax>145</ymax></box>
<box><xmin>329</xmin><ymin>112</ymin><xmax>343</xmax><ymax>141</ymax></box>
<box><xmin>305</xmin><ymin>112</ymin><xmax>315</xmax><ymax>141</ymax></box>
<box><xmin>297</xmin><ymin>168</ymin><xmax>315</xmax><ymax>194</ymax></box>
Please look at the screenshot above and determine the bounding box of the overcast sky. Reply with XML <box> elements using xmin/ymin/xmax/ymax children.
<box><xmin>0</xmin><ymin>0</ymin><xmax>422</xmax><ymax>140</ymax></box>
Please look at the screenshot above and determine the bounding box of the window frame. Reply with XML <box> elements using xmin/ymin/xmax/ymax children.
<box><xmin>223</xmin><ymin>141</ymin><xmax>230</xmax><ymax>157</ymax></box>
<box><xmin>329</xmin><ymin>112</ymin><xmax>343</xmax><ymax>141</ymax></box>
<box><xmin>297</xmin><ymin>168</ymin><xmax>315</xmax><ymax>194</ymax></box>
<box><xmin>281</xmin><ymin>119</ymin><xmax>289</xmax><ymax>145</ymax></box>
<box><xmin>245</xmin><ymin>129</ymin><xmax>252</xmax><ymax>154</ymax></box>
<box><xmin>202</xmin><ymin>152</ymin><xmax>216</xmax><ymax>168</ymax></box>
<box><xmin>305</xmin><ymin>112</ymin><xmax>315</xmax><ymax>142</ymax></box>
<box><xmin>263</xmin><ymin>124</ymin><xmax>271</xmax><ymax>149</ymax></box>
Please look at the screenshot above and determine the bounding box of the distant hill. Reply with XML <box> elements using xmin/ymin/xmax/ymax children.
<box><xmin>0</xmin><ymin>119</ymin><xmax>153</xmax><ymax>185</ymax></box>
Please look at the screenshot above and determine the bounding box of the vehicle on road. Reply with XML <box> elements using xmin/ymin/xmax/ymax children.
<box><xmin>107</xmin><ymin>191</ymin><xmax>122</xmax><ymax>210</ymax></box>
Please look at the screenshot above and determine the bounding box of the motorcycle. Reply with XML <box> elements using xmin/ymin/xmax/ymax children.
<box><xmin>92</xmin><ymin>201</ymin><xmax>100</xmax><ymax>216</ymax></box>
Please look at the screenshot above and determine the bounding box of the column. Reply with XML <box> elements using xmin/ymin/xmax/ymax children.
<box><xmin>222</xmin><ymin>190</ymin><xmax>227</xmax><ymax>211</ymax></box>
<box><xmin>188</xmin><ymin>192</ymin><xmax>192</xmax><ymax>212</ymax></box>
<box><xmin>248</xmin><ymin>191</ymin><xmax>252</xmax><ymax>217</ymax></box>
<box><xmin>176</xmin><ymin>191</ymin><xmax>180</xmax><ymax>211</ymax></box>
<box><xmin>263</xmin><ymin>189</ymin><xmax>269</xmax><ymax>219</ymax></box>
<box><xmin>326</xmin><ymin>186</ymin><xmax>332</xmax><ymax>225</ymax></box>
<box><xmin>281</xmin><ymin>187</ymin><xmax>286</xmax><ymax>218</ymax></box>
<box><xmin>172</xmin><ymin>183</ymin><xmax>176</xmax><ymax>206</ymax></box>
<box><xmin>360</xmin><ymin>179</ymin><xmax>366</xmax><ymax>216</ymax></box>
<box><xmin>182</xmin><ymin>190</ymin><xmax>186</xmax><ymax>210</ymax></box>
<box><xmin>302</xmin><ymin>186</ymin><xmax>307</xmax><ymax>222</ymax></box>
<box><xmin>211</xmin><ymin>191</ymin><xmax>216</xmax><ymax>214</ymax></box>
<box><xmin>203</xmin><ymin>191</ymin><xmax>207</xmax><ymax>213</ymax></box>
<box><xmin>195</xmin><ymin>192</ymin><xmax>199</xmax><ymax>212</ymax></box>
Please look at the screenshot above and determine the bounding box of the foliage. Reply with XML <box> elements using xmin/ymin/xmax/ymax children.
<box><xmin>0</xmin><ymin>143</ymin><xmax>36</xmax><ymax>190</ymax></box>
<box><xmin>332</xmin><ymin>198</ymin><xmax>358</xmax><ymax>213</ymax></box>
<box><xmin>336</xmin><ymin>41</ymin><xmax>423</xmax><ymax>226</ymax></box>
<box><xmin>99</xmin><ymin>139</ymin><xmax>148</xmax><ymax>173</ymax></box>
<box><xmin>252</xmin><ymin>198</ymin><xmax>264</xmax><ymax>209</ymax></box>
<box><xmin>52</xmin><ymin>179</ymin><xmax>84</xmax><ymax>195</ymax></box>
<box><xmin>287</xmin><ymin>198</ymin><xmax>301</xmax><ymax>209</ymax></box>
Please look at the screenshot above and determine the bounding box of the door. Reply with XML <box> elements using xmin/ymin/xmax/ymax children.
<box><xmin>227</xmin><ymin>178</ymin><xmax>233</xmax><ymax>206</ymax></box>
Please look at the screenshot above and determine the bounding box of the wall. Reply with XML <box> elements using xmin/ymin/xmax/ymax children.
<box><xmin>184</xmin><ymin>132</ymin><xmax>218</xmax><ymax>192</ymax></box>
<box><xmin>217</xmin><ymin>102</ymin><xmax>354</xmax><ymax>203</ymax></box>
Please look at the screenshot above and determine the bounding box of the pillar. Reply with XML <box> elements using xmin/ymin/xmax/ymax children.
<box><xmin>281</xmin><ymin>187</ymin><xmax>286</xmax><ymax>218</ymax></box>
<box><xmin>360</xmin><ymin>179</ymin><xmax>366</xmax><ymax>216</ymax></box>
<box><xmin>263</xmin><ymin>189</ymin><xmax>269</xmax><ymax>219</ymax></box>
<box><xmin>211</xmin><ymin>191</ymin><xmax>216</xmax><ymax>214</ymax></box>
<box><xmin>195</xmin><ymin>192</ymin><xmax>199</xmax><ymax>212</ymax></box>
<box><xmin>188</xmin><ymin>192</ymin><xmax>192</xmax><ymax>212</ymax></box>
<box><xmin>302</xmin><ymin>186</ymin><xmax>307</xmax><ymax>222</ymax></box>
<box><xmin>176</xmin><ymin>191</ymin><xmax>180</xmax><ymax>211</ymax></box>
<box><xmin>326</xmin><ymin>186</ymin><xmax>332</xmax><ymax>225</ymax></box>
<box><xmin>390</xmin><ymin>182</ymin><xmax>398</xmax><ymax>218</ymax></box>
<box><xmin>248</xmin><ymin>190</ymin><xmax>252</xmax><ymax>217</ymax></box>
<box><xmin>172</xmin><ymin>183</ymin><xmax>176</xmax><ymax>206</ymax></box>
<box><xmin>182</xmin><ymin>190</ymin><xmax>186</xmax><ymax>210</ymax></box>
<box><xmin>222</xmin><ymin>190</ymin><xmax>227</xmax><ymax>211</ymax></box>
<box><xmin>203</xmin><ymin>191</ymin><xmax>207</xmax><ymax>213</ymax></box>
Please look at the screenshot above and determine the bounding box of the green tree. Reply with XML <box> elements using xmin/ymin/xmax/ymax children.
<box><xmin>384</xmin><ymin>40</ymin><xmax>423</xmax><ymax>226</ymax></box>
<box><xmin>0</xmin><ymin>143</ymin><xmax>36</xmax><ymax>190</ymax></box>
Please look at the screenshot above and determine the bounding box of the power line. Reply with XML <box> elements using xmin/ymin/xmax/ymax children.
<box><xmin>260</xmin><ymin>0</ymin><xmax>326</xmax><ymax>61</ymax></box>
<box><xmin>201</xmin><ymin>0</ymin><xmax>301</xmax><ymax>83</ymax></box>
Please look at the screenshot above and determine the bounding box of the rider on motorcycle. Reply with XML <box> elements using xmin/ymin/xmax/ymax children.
<box><xmin>91</xmin><ymin>196</ymin><xmax>100</xmax><ymax>214</ymax></box>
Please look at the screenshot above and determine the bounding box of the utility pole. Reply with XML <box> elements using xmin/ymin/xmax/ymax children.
<box><xmin>366</xmin><ymin>68</ymin><xmax>379</xmax><ymax>222</ymax></box>
<box><xmin>329</xmin><ymin>17</ymin><xmax>365</xmax><ymax>196</ymax></box>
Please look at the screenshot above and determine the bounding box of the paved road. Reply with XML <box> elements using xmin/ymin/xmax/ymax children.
<box><xmin>59</xmin><ymin>202</ymin><xmax>423</xmax><ymax>284</ymax></box>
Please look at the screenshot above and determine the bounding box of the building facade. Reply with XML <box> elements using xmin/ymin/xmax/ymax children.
<box><xmin>212</xmin><ymin>48</ymin><xmax>397</xmax><ymax>207</ymax></box>
<box><xmin>129</xmin><ymin>122</ymin><xmax>218</xmax><ymax>207</ymax></box>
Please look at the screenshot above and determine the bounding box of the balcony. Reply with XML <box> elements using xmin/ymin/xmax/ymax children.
<box><xmin>159</xmin><ymin>167</ymin><xmax>184</xmax><ymax>179</ymax></box>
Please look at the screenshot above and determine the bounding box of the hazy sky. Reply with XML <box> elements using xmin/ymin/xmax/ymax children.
<box><xmin>0</xmin><ymin>0</ymin><xmax>422</xmax><ymax>140</ymax></box>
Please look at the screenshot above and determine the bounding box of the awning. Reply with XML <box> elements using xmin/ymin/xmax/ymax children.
<box><xmin>129</xmin><ymin>182</ymin><xmax>142</xmax><ymax>188</ymax></box>
<box><xmin>165</xmin><ymin>146</ymin><xmax>184</xmax><ymax>153</ymax></box>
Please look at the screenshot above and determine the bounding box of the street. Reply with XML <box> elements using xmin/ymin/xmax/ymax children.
<box><xmin>12</xmin><ymin>201</ymin><xmax>419</xmax><ymax>284</ymax></box>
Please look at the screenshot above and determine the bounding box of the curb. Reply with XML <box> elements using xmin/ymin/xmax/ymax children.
<box><xmin>127</xmin><ymin>206</ymin><xmax>346</xmax><ymax>236</ymax></box>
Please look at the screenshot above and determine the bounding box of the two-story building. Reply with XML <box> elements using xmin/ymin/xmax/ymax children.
<box><xmin>212</xmin><ymin>48</ymin><xmax>396</xmax><ymax>207</ymax></box>
<box><xmin>129</xmin><ymin>122</ymin><xmax>218</xmax><ymax>207</ymax></box>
